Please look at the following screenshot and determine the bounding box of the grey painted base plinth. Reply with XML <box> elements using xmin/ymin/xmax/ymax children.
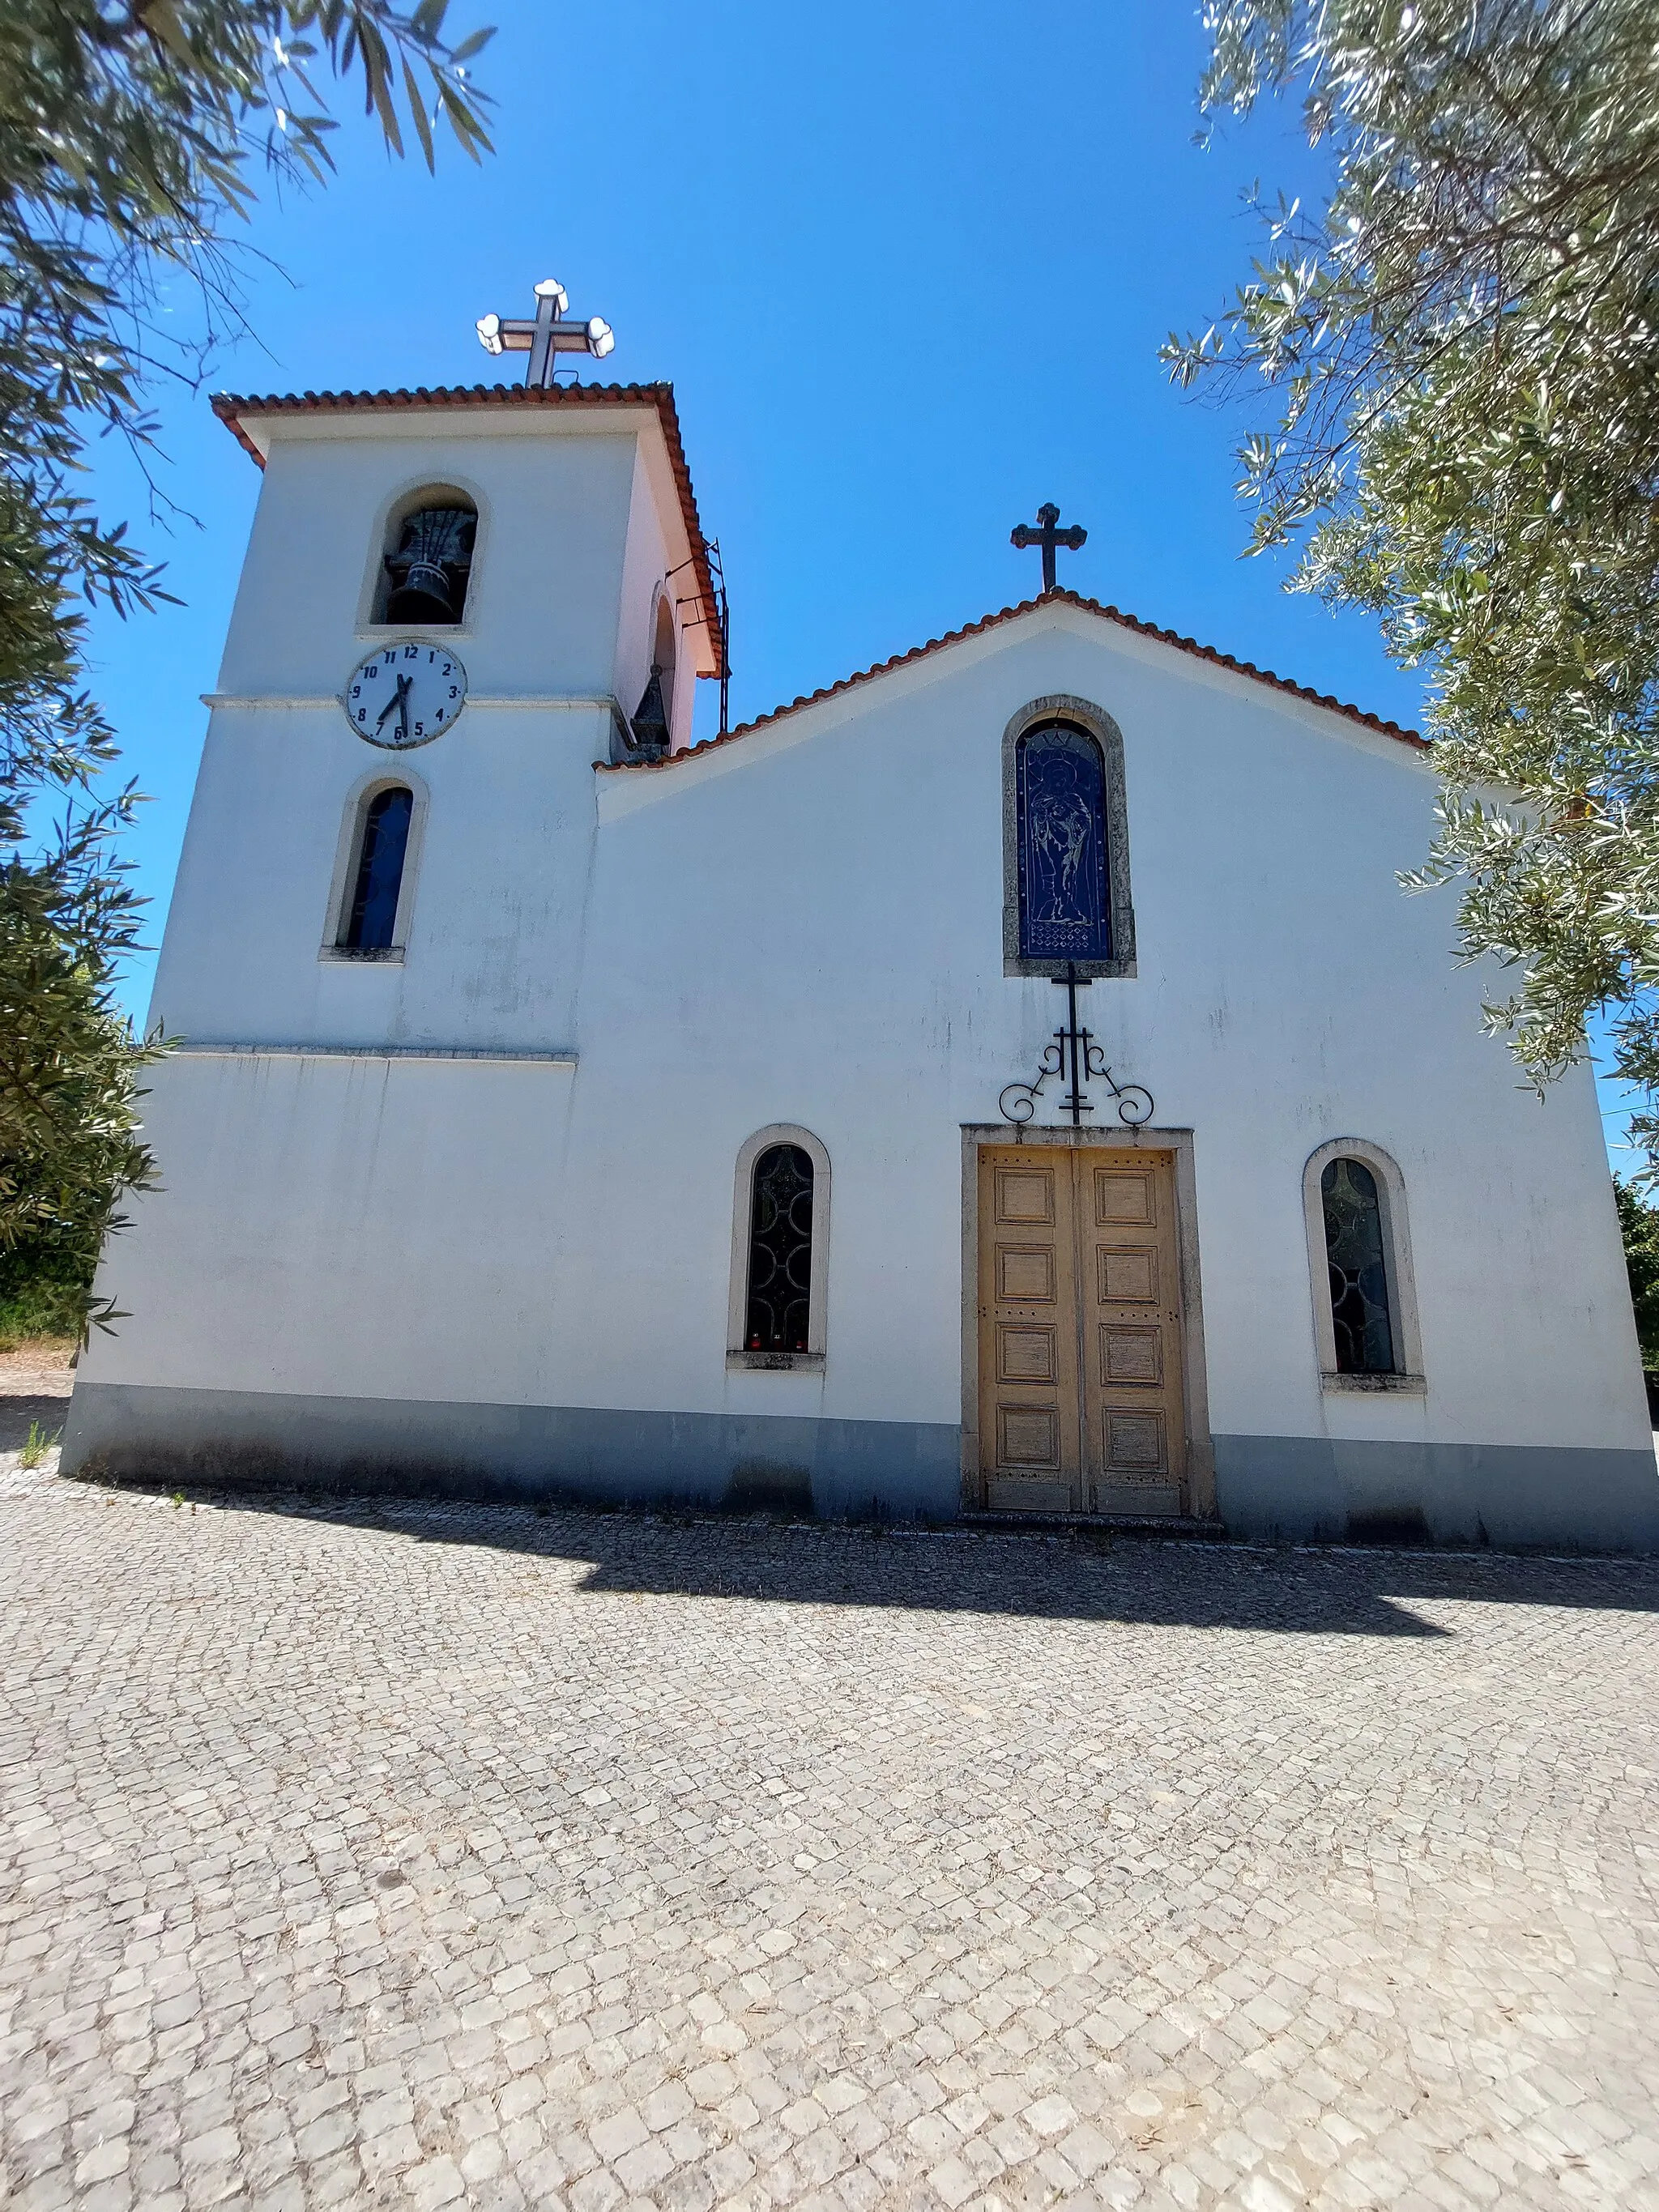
<box><xmin>1213</xmin><ymin>1432</ymin><xmax>1659</xmax><ymax>1554</ymax></box>
<box><xmin>58</xmin><ymin>1384</ymin><xmax>1659</xmax><ymax>1550</ymax></box>
<box><xmin>61</xmin><ymin>1381</ymin><xmax>963</xmax><ymax>1524</ymax></box>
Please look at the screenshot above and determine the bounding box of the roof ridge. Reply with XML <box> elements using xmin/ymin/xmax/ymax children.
<box><xmin>212</xmin><ymin>381</ymin><xmax>672</xmax><ymax>411</ymax></box>
<box><xmin>599</xmin><ymin>586</ymin><xmax>1424</xmax><ymax>773</ymax></box>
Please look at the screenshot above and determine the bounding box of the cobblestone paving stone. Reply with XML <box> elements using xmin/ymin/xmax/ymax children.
<box><xmin>3</xmin><ymin>1459</ymin><xmax>1659</xmax><ymax>2212</ymax></box>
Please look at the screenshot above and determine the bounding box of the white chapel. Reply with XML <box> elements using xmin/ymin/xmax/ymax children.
<box><xmin>62</xmin><ymin>288</ymin><xmax>1659</xmax><ymax>1549</ymax></box>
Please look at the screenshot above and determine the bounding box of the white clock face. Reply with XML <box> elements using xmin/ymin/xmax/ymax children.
<box><xmin>343</xmin><ymin>641</ymin><xmax>467</xmax><ymax>748</ymax></box>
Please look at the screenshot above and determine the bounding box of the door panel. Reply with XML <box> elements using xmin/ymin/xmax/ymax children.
<box><xmin>977</xmin><ymin>1146</ymin><xmax>1188</xmax><ymax>1516</ymax></box>
<box><xmin>998</xmin><ymin>1324</ymin><xmax>1059</xmax><ymax>1382</ymax></box>
<box><xmin>1098</xmin><ymin>1247</ymin><xmax>1158</xmax><ymax>1303</ymax></box>
<box><xmin>1104</xmin><ymin>1407</ymin><xmax>1166</xmax><ymax>1473</ymax></box>
<box><xmin>996</xmin><ymin>1169</ymin><xmax>1057</xmax><ymax>1225</ymax></box>
<box><xmin>1085</xmin><ymin>1156</ymin><xmax>1185</xmax><ymax>1514</ymax></box>
<box><xmin>1095</xmin><ymin>1170</ymin><xmax>1157</xmax><ymax>1224</ymax></box>
<box><xmin>979</xmin><ymin>1149</ymin><xmax>1082</xmax><ymax>1513</ymax></box>
<box><xmin>997</xmin><ymin>1247</ymin><xmax>1056</xmax><ymax>1301</ymax></box>
<box><xmin>1101</xmin><ymin>1323</ymin><xmax>1162</xmax><ymax>1385</ymax></box>
<box><xmin>997</xmin><ymin>1404</ymin><xmax>1061</xmax><ymax>1467</ymax></box>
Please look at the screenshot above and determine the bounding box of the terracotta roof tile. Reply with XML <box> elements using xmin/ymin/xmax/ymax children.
<box><xmin>598</xmin><ymin>587</ymin><xmax>1425</xmax><ymax>773</ymax></box>
<box><xmin>211</xmin><ymin>381</ymin><xmax>725</xmax><ymax>677</ymax></box>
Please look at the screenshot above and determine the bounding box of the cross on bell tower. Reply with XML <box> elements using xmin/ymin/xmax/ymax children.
<box><xmin>476</xmin><ymin>279</ymin><xmax>616</xmax><ymax>389</ymax></box>
<box><xmin>1010</xmin><ymin>502</ymin><xmax>1087</xmax><ymax>593</ymax></box>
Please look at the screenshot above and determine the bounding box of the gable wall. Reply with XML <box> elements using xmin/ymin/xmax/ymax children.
<box><xmin>564</xmin><ymin>613</ymin><xmax>1640</xmax><ymax>1458</ymax></box>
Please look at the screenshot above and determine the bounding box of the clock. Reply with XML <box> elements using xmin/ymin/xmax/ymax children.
<box><xmin>343</xmin><ymin>640</ymin><xmax>467</xmax><ymax>748</ymax></box>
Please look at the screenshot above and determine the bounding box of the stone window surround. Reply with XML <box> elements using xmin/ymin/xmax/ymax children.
<box><xmin>1302</xmin><ymin>1136</ymin><xmax>1427</xmax><ymax>1394</ymax></box>
<box><xmin>318</xmin><ymin>765</ymin><xmax>430</xmax><ymax>964</ymax></box>
<box><xmin>1002</xmin><ymin>693</ymin><xmax>1137</xmax><ymax>979</ymax></box>
<box><xmin>727</xmin><ymin>1125</ymin><xmax>833</xmax><ymax>1373</ymax></box>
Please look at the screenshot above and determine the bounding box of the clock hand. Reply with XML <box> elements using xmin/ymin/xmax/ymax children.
<box><xmin>397</xmin><ymin>674</ymin><xmax>411</xmax><ymax>744</ymax></box>
<box><xmin>374</xmin><ymin>680</ymin><xmax>404</xmax><ymax>733</ymax></box>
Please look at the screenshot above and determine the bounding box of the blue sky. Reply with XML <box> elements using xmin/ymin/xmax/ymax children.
<box><xmin>77</xmin><ymin>0</ymin><xmax>1631</xmax><ymax>1166</ymax></box>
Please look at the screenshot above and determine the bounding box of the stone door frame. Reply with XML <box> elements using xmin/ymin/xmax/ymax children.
<box><xmin>959</xmin><ymin>1123</ymin><xmax>1218</xmax><ymax>1517</ymax></box>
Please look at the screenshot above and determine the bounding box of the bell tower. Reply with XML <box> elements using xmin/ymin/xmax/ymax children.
<box><xmin>151</xmin><ymin>296</ymin><xmax>723</xmax><ymax>1059</ymax></box>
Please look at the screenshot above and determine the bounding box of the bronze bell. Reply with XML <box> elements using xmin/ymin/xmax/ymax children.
<box><xmin>384</xmin><ymin>507</ymin><xmax>476</xmax><ymax>624</ymax></box>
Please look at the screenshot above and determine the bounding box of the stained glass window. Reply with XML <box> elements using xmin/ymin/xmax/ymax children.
<box><xmin>1016</xmin><ymin>722</ymin><xmax>1111</xmax><ymax>961</ymax></box>
<box><xmin>1321</xmin><ymin>1157</ymin><xmax>1397</xmax><ymax>1374</ymax></box>
<box><xmin>343</xmin><ymin>786</ymin><xmax>413</xmax><ymax>952</ymax></box>
<box><xmin>745</xmin><ymin>1144</ymin><xmax>815</xmax><ymax>1354</ymax></box>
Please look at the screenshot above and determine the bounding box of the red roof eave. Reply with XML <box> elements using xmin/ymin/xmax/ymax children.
<box><xmin>598</xmin><ymin>588</ymin><xmax>1425</xmax><ymax>773</ymax></box>
<box><xmin>210</xmin><ymin>381</ymin><xmax>727</xmax><ymax>679</ymax></box>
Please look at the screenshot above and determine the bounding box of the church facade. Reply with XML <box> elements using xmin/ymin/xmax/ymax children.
<box><xmin>61</xmin><ymin>371</ymin><xmax>1659</xmax><ymax>1549</ymax></box>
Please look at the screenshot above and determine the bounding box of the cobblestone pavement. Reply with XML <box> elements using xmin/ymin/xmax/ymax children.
<box><xmin>4</xmin><ymin>1463</ymin><xmax>1659</xmax><ymax>2212</ymax></box>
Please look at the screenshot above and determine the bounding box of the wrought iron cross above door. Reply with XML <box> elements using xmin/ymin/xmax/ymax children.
<box><xmin>1000</xmin><ymin>963</ymin><xmax>1154</xmax><ymax>1132</ymax></box>
<box><xmin>1010</xmin><ymin>502</ymin><xmax>1087</xmax><ymax>593</ymax></box>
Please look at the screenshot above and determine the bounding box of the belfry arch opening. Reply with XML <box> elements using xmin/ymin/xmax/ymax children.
<box><xmin>654</xmin><ymin>593</ymin><xmax>678</xmax><ymax>729</ymax></box>
<box><xmin>377</xmin><ymin>487</ymin><xmax>477</xmax><ymax>625</ymax></box>
<box><xmin>630</xmin><ymin>590</ymin><xmax>680</xmax><ymax>756</ymax></box>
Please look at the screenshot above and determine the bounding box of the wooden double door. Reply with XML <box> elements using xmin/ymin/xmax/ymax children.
<box><xmin>976</xmin><ymin>1144</ymin><xmax>1188</xmax><ymax>1515</ymax></box>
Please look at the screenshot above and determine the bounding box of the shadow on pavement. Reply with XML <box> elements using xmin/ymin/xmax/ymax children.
<box><xmin>53</xmin><ymin>1472</ymin><xmax>1659</xmax><ymax>1634</ymax></box>
<box><xmin>0</xmin><ymin>1393</ymin><xmax>69</xmax><ymax>1454</ymax></box>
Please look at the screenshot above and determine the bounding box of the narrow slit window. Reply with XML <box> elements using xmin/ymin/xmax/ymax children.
<box><xmin>745</xmin><ymin>1144</ymin><xmax>815</xmax><ymax>1355</ymax></box>
<box><xmin>1321</xmin><ymin>1157</ymin><xmax>1396</xmax><ymax>1374</ymax></box>
<box><xmin>343</xmin><ymin>786</ymin><xmax>413</xmax><ymax>952</ymax></box>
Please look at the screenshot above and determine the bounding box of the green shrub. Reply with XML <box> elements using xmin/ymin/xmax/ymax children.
<box><xmin>0</xmin><ymin>1233</ymin><xmax>92</xmax><ymax>1343</ymax></box>
<box><xmin>1614</xmin><ymin>1179</ymin><xmax>1659</xmax><ymax>1373</ymax></box>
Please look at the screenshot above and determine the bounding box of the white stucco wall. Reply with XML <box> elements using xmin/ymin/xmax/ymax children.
<box><xmin>93</xmin><ymin>599</ymin><xmax>1648</xmax><ymax>1481</ymax></box>
<box><xmin>151</xmin><ymin>698</ymin><xmax>606</xmax><ymax>1052</ymax></box>
<box><xmin>95</xmin><ymin>1052</ymin><xmax>576</xmax><ymax>1400</ymax></box>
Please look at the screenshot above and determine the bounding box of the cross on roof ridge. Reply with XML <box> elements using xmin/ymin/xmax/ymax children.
<box><xmin>476</xmin><ymin>279</ymin><xmax>616</xmax><ymax>389</ymax></box>
<box><xmin>1010</xmin><ymin>502</ymin><xmax>1087</xmax><ymax>593</ymax></box>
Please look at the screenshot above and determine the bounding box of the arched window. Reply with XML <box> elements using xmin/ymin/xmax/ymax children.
<box><xmin>379</xmin><ymin>492</ymin><xmax>477</xmax><ymax>624</ymax></box>
<box><xmin>630</xmin><ymin>592</ymin><xmax>679</xmax><ymax>757</ymax></box>
<box><xmin>1015</xmin><ymin>722</ymin><xmax>1111</xmax><ymax>961</ymax></box>
<box><xmin>1321</xmin><ymin>1157</ymin><xmax>1396</xmax><ymax>1374</ymax></box>
<box><xmin>727</xmin><ymin>1128</ymin><xmax>832</xmax><ymax>1367</ymax></box>
<box><xmin>745</xmin><ymin>1144</ymin><xmax>814</xmax><ymax>1354</ymax></box>
<box><xmin>342</xmin><ymin>786</ymin><xmax>413</xmax><ymax>953</ymax></box>
<box><xmin>654</xmin><ymin>592</ymin><xmax>677</xmax><ymax>729</ymax></box>
<box><xmin>1303</xmin><ymin>1140</ymin><xmax>1423</xmax><ymax>1389</ymax></box>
